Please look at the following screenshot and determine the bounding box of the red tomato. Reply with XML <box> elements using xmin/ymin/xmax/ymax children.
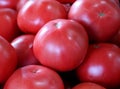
<box><xmin>0</xmin><ymin>8</ymin><xmax>21</xmax><ymax>42</ymax></box>
<box><xmin>76</xmin><ymin>43</ymin><xmax>120</xmax><ymax>89</ymax></box>
<box><xmin>11</xmin><ymin>34</ymin><xmax>39</xmax><ymax>67</ymax></box>
<box><xmin>0</xmin><ymin>0</ymin><xmax>19</xmax><ymax>10</ymax></box>
<box><xmin>0</xmin><ymin>36</ymin><xmax>17</xmax><ymax>84</ymax></box>
<box><xmin>33</xmin><ymin>19</ymin><xmax>88</xmax><ymax>72</ymax></box>
<box><xmin>17</xmin><ymin>0</ymin><xmax>67</xmax><ymax>34</ymax></box>
<box><xmin>68</xmin><ymin>0</ymin><xmax>120</xmax><ymax>42</ymax></box>
<box><xmin>3</xmin><ymin>65</ymin><xmax>64</xmax><ymax>89</ymax></box>
<box><xmin>72</xmin><ymin>82</ymin><xmax>106</xmax><ymax>89</ymax></box>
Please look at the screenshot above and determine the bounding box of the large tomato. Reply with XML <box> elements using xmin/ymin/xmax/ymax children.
<box><xmin>0</xmin><ymin>36</ymin><xmax>17</xmax><ymax>84</ymax></box>
<box><xmin>17</xmin><ymin>0</ymin><xmax>67</xmax><ymax>34</ymax></box>
<box><xmin>33</xmin><ymin>19</ymin><xmax>88</xmax><ymax>72</ymax></box>
<box><xmin>3</xmin><ymin>65</ymin><xmax>64</xmax><ymax>89</ymax></box>
<box><xmin>11</xmin><ymin>34</ymin><xmax>39</xmax><ymax>67</ymax></box>
<box><xmin>72</xmin><ymin>82</ymin><xmax>106</xmax><ymax>89</ymax></box>
<box><xmin>68</xmin><ymin>0</ymin><xmax>120</xmax><ymax>42</ymax></box>
<box><xmin>76</xmin><ymin>43</ymin><xmax>120</xmax><ymax>89</ymax></box>
<box><xmin>0</xmin><ymin>8</ymin><xmax>21</xmax><ymax>42</ymax></box>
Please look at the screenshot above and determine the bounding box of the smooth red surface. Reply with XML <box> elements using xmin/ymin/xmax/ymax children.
<box><xmin>76</xmin><ymin>43</ymin><xmax>120</xmax><ymax>89</ymax></box>
<box><xmin>17</xmin><ymin>0</ymin><xmax>67</xmax><ymax>34</ymax></box>
<box><xmin>4</xmin><ymin>65</ymin><xmax>64</xmax><ymax>89</ymax></box>
<box><xmin>11</xmin><ymin>34</ymin><xmax>39</xmax><ymax>67</ymax></box>
<box><xmin>0</xmin><ymin>8</ymin><xmax>21</xmax><ymax>42</ymax></box>
<box><xmin>0</xmin><ymin>0</ymin><xmax>19</xmax><ymax>10</ymax></box>
<box><xmin>33</xmin><ymin>19</ymin><xmax>88</xmax><ymax>72</ymax></box>
<box><xmin>0</xmin><ymin>36</ymin><xmax>17</xmax><ymax>84</ymax></box>
<box><xmin>72</xmin><ymin>82</ymin><xmax>106</xmax><ymax>89</ymax></box>
<box><xmin>68</xmin><ymin>0</ymin><xmax>120</xmax><ymax>42</ymax></box>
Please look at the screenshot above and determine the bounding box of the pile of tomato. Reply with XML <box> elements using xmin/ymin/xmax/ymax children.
<box><xmin>0</xmin><ymin>0</ymin><xmax>120</xmax><ymax>89</ymax></box>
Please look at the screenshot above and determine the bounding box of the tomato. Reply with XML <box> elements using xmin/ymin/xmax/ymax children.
<box><xmin>11</xmin><ymin>34</ymin><xmax>39</xmax><ymax>67</ymax></box>
<box><xmin>33</xmin><ymin>19</ymin><xmax>88</xmax><ymax>72</ymax></box>
<box><xmin>72</xmin><ymin>82</ymin><xmax>106</xmax><ymax>89</ymax></box>
<box><xmin>76</xmin><ymin>43</ymin><xmax>120</xmax><ymax>89</ymax></box>
<box><xmin>0</xmin><ymin>8</ymin><xmax>21</xmax><ymax>42</ymax></box>
<box><xmin>17</xmin><ymin>0</ymin><xmax>67</xmax><ymax>34</ymax></box>
<box><xmin>0</xmin><ymin>36</ymin><xmax>17</xmax><ymax>84</ymax></box>
<box><xmin>68</xmin><ymin>0</ymin><xmax>120</xmax><ymax>42</ymax></box>
<box><xmin>0</xmin><ymin>0</ymin><xmax>19</xmax><ymax>10</ymax></box>
<box><xmin>3</xmin><ymin>65</ymin><xmax>64</xmax><ymax>89</ymax></box>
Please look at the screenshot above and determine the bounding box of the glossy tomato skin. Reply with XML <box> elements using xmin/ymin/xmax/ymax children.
<box><xmin>0</xmin><ymin>36</ymin><xmax>17</xmax><ymax>84</ymax></box>
<box><xmin>33</xmin><ymin>19</ymin><xmax>88</xmax><ymax>72</ymax></box>
<box><xmin>76</xmin><ymin>43</ymin><xmax>120</xmax><ymax>89</ymax></box>
<box><xmin>0</xmin><ymin>0</ymin><xmax>19</xmax><ymax>10</ymax></box>
<box><xmin>16</xmin><ymin>0</ymin><xmax>28</xmax><ymax>11</ymax></box>
<box><xmin>72</xmin><ymin>82</ymin><xmax>106</xmax><ymax>89</ymax></box>
<box><xmin>11</xmin><ymin>34</ymin><xmax>39</xmax><ymax>67</ymax></box>
<box><xmin>17</xmin><ymin>0</ymin><xmax>67</xmax><ymax>34</ymax></box>
<box><xmin>68</xmin><ymin>0</ymin><xmax>120</xmax><ymax>42</ymax></box>
<box><xmin>0</xmin><ymin>8</ymin><xmax>21</xmax><ymax>42</ymax></box>
<box><xmin>4</xmin><ymin>65</ymin><xmax>64</xmax><ymax>89</ymax></box>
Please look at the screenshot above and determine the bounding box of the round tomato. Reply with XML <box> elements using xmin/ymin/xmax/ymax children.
<box><xmin>11</xmin><ymin>34</ymin><xmax>39</xmax><ymax>67</ymax></box>
<box><xmin>0</xmin><ymin>36</ymin><xmax>17</xmax><ymax>84</ymax></box>
<box><xmin>0</xmin><ymin>8</ymin><xmax>21</xmax><ymax>42</ymax></box>
<box><xmin>33</xmin><ymin>19</ymin><xmax>88</xmax><ymax>72</ymax></box>
<box><xmin>3</xmin><ymin>65</ymin><xmax>64</xmax><ymax>89</ymax></box>
<box><xmin>68</xmin><ymin>0</ymin><xmax>120</xmax><ymax>42</ymax></box>
<box><xmin>17</xmin><ymin>0</ymin><xmax>67</xmax><ymax>34</ymax></box>
<box><xmin>76</xmin><ymin>43</ymin><xmax>120</xmax><ymax>89</ymax></box>
<box><xmin>72</xmin><ymin>82</ymin><xmax>106</xmax><ymax>89</ymax></box>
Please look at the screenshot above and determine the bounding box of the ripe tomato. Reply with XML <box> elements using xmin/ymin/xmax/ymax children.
<box><xmin>11</xmin><ymin>34</ymin><xmax>39</xmax><ymax>67</ymax></box>
<box><xmin>0</xmin><ymin>36</ymin><xmax>17</xmax><ymax>84</ymax></box>
<box><xmin>76</xmin><ymin>43</ymin><xmax>120</xmax><ymax>89</ymax></box>
<box><xmin>68</xmin><ymin>0</ymin><xmax>120</xmax><ymax>42</ymax></box>
<box><xmin>0</xmin><ymin>8</ymin><xmax>21</xmax><ymax>42</ymax></box>
<box><xmin>72</xmin><ymin>82</ymin><xmax>106</xmax><ymax>89</ymax></box>
<box><xmin>0</xmin><ymin>0</ymin><xmax>19</xmax><ymax>10</ymax></box>
<box><xmin>33</xmin><ymin>19</ymin><xmax>88</xmax><ymax>72</ymax></box>
<box><xmin>17</xmin><ymin>0</ymin><xmax>67</xmax><ymax>34</ymax></box>
<box><xmin>4</xmin><ymin>65</ymin><xmax>64</xmax><ymax>89</ymax></box>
